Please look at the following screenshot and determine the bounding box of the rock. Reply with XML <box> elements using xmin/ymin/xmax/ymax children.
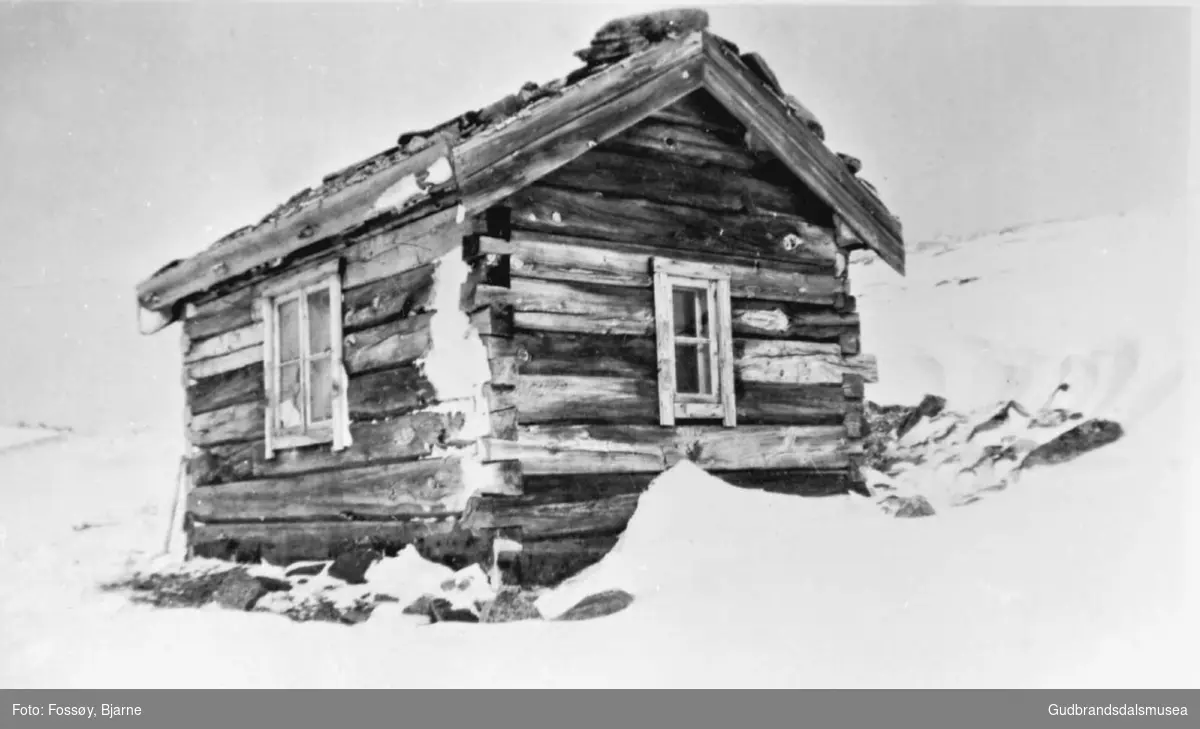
<box><xmin>878</xmin><ymin>494</ymin><xmax>936</xmax><ymax>518</ymax></box>
<box><xmin>967</xmin><ymin>400</ymin><xmax>1030</xmax><ymax>441</ymax></box>
<box><xmin>213</xmin><ymin>569</ymin><xmax>268</xmax><ymax>611</ymax></box>
<box><xmin>402</xmin><ymin>593</ymin><xmax>438</xmax><ymax>616</ymax></box>
<box><xmin>328</xmin><ymin>548</ymin><xmax>381</xmax><ymax>585</ymax></box>
<box><xmin>1021</xmin><ymin>419</ymin><xmax>1123</xmax><ymax>469</ymax></box>
<box><xmin>480</xmin><ymin>588</ymin><xmax>542</xmax><ymax>624</ymax></box>
<box><xmin>896</xmin><ymin>395</ymin><xmax>947</xmax><ymax>440</ymax></box>
<box><xmin>557</xmin><ymin>589</ymin><xmax>635</xmax><ymax>621</ymax></box>
<box><xmin>427</xmin><ymin>597</ymin><xmax>480</xmax><ymax>624</ymax></box>
<box><xmin>254</xmin><ymin>575</ymin><xmax>292</xmax><ymax>593</ymax></box>
<box><xmin>284</xmin><ymin>561</ymin><xmax>329</xmax><ymax>578</ymax></box>
<box><xmin>1029</xmin><ymin>408</ymin><xmax>1084</xmax><ymax>429</ymax></box>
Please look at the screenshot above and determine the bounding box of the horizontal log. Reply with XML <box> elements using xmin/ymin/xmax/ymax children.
<box><xmin>188</xmin><ymin>411</ymin><xmax>471</xmax><ymax>486</ymax></box>
<box><xmin>342</xmin><ymin>263</ymin><xmax>436</xmax><ymax>332</ymax></box>
<box><xmin>508</xmin><ymin>235</ymin><xmax>839</xmax><ymax>301</ymax></box>
<box><xmin>187</xmin><ymin>362</ymin><xmax>263</xmax><ymax>415</ymax></box>
<box><xmin>188</xmin><ymin>401</ymin><xmax>264</xmax><ymax>447</ymax></box>
<box><xmin>736</xmin><ymin>382</ymin><xmax>851</xmax><ymax>425</ymax></box>
<box><xmin>520</xmin><ymin>471</ymin><xmax>657</xmax><ymax>500</ymax></box>
<box><xmin>343</xmin><ymin>312</ymin><xmax>434</xmax><ymax>374</ymax></box>
<box><xmin>341</xmin><ymin>212</ymin><xmax>470</xmax><ymax>290</ymax></box>
<box><xmin>736</xmin><ymin>340</ymin><xmax>879</xmax><ymax>384</ymax></box>
<box><xmin>731</xmin><ymin>300</ymin><xmax>860</xmax><ymax>340</ymax></box>
<box><xmin>540</xmin><ymin>148</ymin><xmax>807</xmax><ymax>215</ymax></box>
<box><xmin>183</xmin><ymin>323</ymin><xmax>263</xmax><ymax>364</ymax></box>
<box><xmin>516</xmin><ymin>375</ymin><xmax>659</xmax><ymax>424</ymax></box>
<box><xmin>647</xmin><ymin>89</ymin><xmax>745</xmax><ymax>133</ymax></box>
<box><xmin>184</xmin><ymin>286</ymin><xmax>257</xmax><ymax>341</ymax></box>
<box><xmin>605</xmin><ymin>118</ymin><xmax>759</xmax><ymax>171</ymax></box>
<box><xmin>514</xmin><ymin>330</ymin><xmax>657</xmax><ymax>379</ymax></box>
<box><xmin>715</xmin><ymin>468</ymin><xmax>851</xmax><ymax>496</ymax></box>
<box><xmin>469</xmin><ymin>304</ymin><xmax>514</xmax><ymax>337</ymax></box>
<box><xmin>460</xmin><ymin>492</ymin><xmax>640</xmax><ymax>539</ymax></box>
<box><xmin>188</xmin><ymin>517</ymin><xmax>460</xmax><ymax>563</ymax></box>
<box><xmin>189</xmin><ymin>457</ymin><xmax>522</xmax><ymax>522</ymax></box>
<box><xmin>186</xmin><ymin>345</ymin><xmax>263</xmax><ymax>380</ymax></box>
<box><xmin>479</xmin><ymin>423</ymin><xmax>855</xmax><ymax>474</ymax></box>
<box><xmin>508</xmin><ymin>185</ymin><xmax>840</xmax><ymax>268</ymax></box>
<box><xmin>507</xmin><ymin>532</ymin><xmax>624</xmax><ymax>587</ymax></box>
<box><xmin>347</xmin><ymin>365</ymin><xmax>437</xmax><ymax>420</ymax></box>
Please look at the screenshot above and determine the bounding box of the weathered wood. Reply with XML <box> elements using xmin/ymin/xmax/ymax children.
<box><xmin>716</xmin><ymin>468</ymin><xmax>851</xmax><ymax>496</ymax></box>
<box><xmin>731</xmin><ymin>300</ymin><xmax>860</xmax><ymax>341</ymax></box>
<box><xmin>343</xmin><ymin>312</ymin><xmax>434</xmax><ymax>374</ymax></box>
<box><xmin>736</xmin><ymin>382</ymin><xmax>851</xmax><ymax>426</ymax></box>
<box><xmin>646</xmin><ymin>89</ymin><xmax>745</xmax><ymax>133</ymax></box>
<box><xmin>186</xmin><ymin>345</ymin><xmax>263</xmax><ymax>380</ymax></box>
<box><xmin>188</xmin><ymin>412</ymin><xmax>471</xmax><ymax>486</ymax></box>
<box><xmin>516</xmin><ymin>375</ymin><xmax>659</xmax><ymax>424</ymax></box>
<box><xmin>341</xmin><ymin>210</ymin><xmax>469</xmax><ymax>290</ymax></box>
<box><xmin>189</xmin><ymin>518</ymin><xmax>460</xmax><ymax>563</ymax></box>
<box><xmin>137</xmin><ymin>139</ymin><xmax>458</xmax><ymax>315</ymax></box>
<box><xmin>701</xmin><ymin>35</ymin><xmax>905</xmax><ymax>273</ymax></box>
<box><xmin>508</xmin><ymin>185</ymin><xmax>840</xmax><ymax>269</ymax></box>
<box><xmin>347</xmin><ymin>365</ymin><xmax>437</xmax><ymax>420</ymax></box>
<box><xmin>478</xmin><ymin>277</ymin><xmax>655</xmax><ymax>334</ymax></box>
<box><xmin>540</xmin><ymin>148</ymin><xmax>807</xmax><ymax>215</ymax></box>
<box><xmin>469</xmin><ymin>304</ymin><xmax>514</xmax><ymax>337</ymax></box>
<box><xmin>479</xmin><ymin>423</ymin><xmax>854</xmax><ymax>474</ymax></box>
<box><xmin>736</xmin><ymin>340</ymin><xmax>879</xmax><ymax>384</ymax></box>
<box><xmin>514</xmin><ymin>330</ymin><xmax>657</xmax><ymax>379</ymax></box>
<box><xmin>508</xmin><ymin>532</ymin><xmax>624</xmax><ymax>587</ymax></box>
<box><xmin>482</xmin><ymin>336</ymin><xmax>520</xmax><ymax>387</ymax></box>
<box><xmin>342</xmin><ymin>263</ymin><xmax>436</xmax><ymax>332</ymax></box>
<box><xmin>188</xmin><ymin>402</ymin><xmax>264</xmax><ymax>447</ymax></box>
<box><xmin>842</xmin><ymin>373</ymin><xmax>865</xmax><ymax>401</ymax></box>
<box><xmin>189</xmin><ymin>457</ymin><xmax>522</xmax><ymax>522</ymax></box>
<box><xmin>460</xmin><ymin>492</ymin><xmax>640</xmax><ymax>539</ymax></box>
<box><xmin>839</xmin><ymin>332</ymin><xmax>861</xmax><ymax>356</ymax></box>
<box><xmin>605</xmin><ymin>119</ymin><xmax>759</xmax><ymax>171</ymax></box>
<box><xmin>184</xmin><ymin>286</ymin><xmax>258</xmax><ymax>341</ymax></box>
<box><xmin>183</xmin><ymin>323</ymin><xmax>263</xmax><ymax>364</ymax></box>
<box><xmin>187</xmin><ymin>363</ymin><xmax>263</xmax><ymax>415</ymax></box>
<box><xmin>455</xmin><ymin>33</ymin><xmax>705</xmax><ymax>212</ymax></box>
<box><xmin>520</xmin><ymin>471</ymin><xmax>656</xmax><ymax>499</ymax></box>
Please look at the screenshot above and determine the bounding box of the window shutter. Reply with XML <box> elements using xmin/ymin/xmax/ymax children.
<box><xmin>652</xmin><ymin>268</ymin><xmax>676</xmax><ymax>426</ymax></box>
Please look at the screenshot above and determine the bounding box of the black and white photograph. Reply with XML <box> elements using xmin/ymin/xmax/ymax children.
<box><xmin>0</xmin><ymin>0</ymin><xmax>1196</xmax><ymax>697</ymax></box>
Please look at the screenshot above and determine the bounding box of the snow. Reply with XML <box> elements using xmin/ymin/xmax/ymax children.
<box><xmin>1</xmin><ymin>202</ymin><xmax>1195</xmax><ymax>687</ymax></box>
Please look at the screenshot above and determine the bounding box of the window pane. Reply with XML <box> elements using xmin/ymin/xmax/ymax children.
<box><xmin>278</xmin><ymin>299</ymin><xmax>301</xmax><ymax>362</ymax></box>
<box><xmin>673</xmin><ymin>289</ymin><xmax>698</xmax><ymax>336</ymax></box>
<box><xmin>309</xmin><ymin>356</ymin><xmax>333</xmax><ymax>422</ymax></box>
<box><xmin>278</xmin><ymin>362</ymin><xmax>304</xmax><ymax>429</ymax></box>
<box><xmin>675</xmin><ymin>343</ymin><xmax>700</xmax><ymax>394</ymax></box>
<box><xmin>696</xmin><ymin>341</ymin><xmax>712</xmax><ymax>394</ymax></box>
<box><xmin>307</xmin><ymin>288</ymin><xmax>331</xmax><ymax>354</ymax></box>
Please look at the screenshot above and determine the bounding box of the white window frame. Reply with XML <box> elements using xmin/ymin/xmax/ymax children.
<box><xmin>652</xmin><ymin>257</ymin><xmax>736</xmax><ymax>427</ymax></box>
<box><xmin>259</xmin><ymin>259</ymin><xmax>350</xmax><ymax>456</ymax></box>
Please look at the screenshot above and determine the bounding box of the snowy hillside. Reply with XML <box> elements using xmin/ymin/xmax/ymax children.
<box><xmin>0</xmin><ymin>202</ymin><xmax>1195</xmax><ymax>688</ymax></box>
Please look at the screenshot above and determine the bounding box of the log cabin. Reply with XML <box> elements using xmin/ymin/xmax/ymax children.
<box><xmin>135</xmin><ymin>10</ymin><xmax>905</xmax><ymax>583</ymax></box>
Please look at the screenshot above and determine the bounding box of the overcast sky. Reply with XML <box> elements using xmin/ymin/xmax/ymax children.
<box><xmin>0</xmin><ymin>2</ymin><xmax>1191</xmax><ymax>431</ymax></box>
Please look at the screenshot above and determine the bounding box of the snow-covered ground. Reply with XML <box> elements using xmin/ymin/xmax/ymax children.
<box><xmin>0</xmin><ymin>202</ymin><xmax>1195</xmax><ymax>687</ymax></box>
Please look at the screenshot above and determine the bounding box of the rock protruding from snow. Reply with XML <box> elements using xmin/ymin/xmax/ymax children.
<box><xmin>1021</xmin><ymin>419</ymin><xmax>1124</xmax><ymax>469</ymax></box>
<box><xmin>879</xmin><ymin>494</ymin><xmax>936</xmax><ymax>519</ymax></box>
<box><xmin>556</xmin><ymin>589</ymin><xmax>635</xmax><ymax>621</ymax></box>
<box><xmin>480</xmin><ymin>588</ymin><xmax>542</xmax><ymax>624</ymax></box>
<box><xmin>213</xmin><ymin>570</ymin><xmax>271</xmax><ymax>611</ymax></box>
<box><xmin>895</xmin><ymin>394</ymin><xmax>947</xmax><ymax>440</ymax></box>
<box><xmin>328</xmin><ymin>549</ymin><xmax>381</xmax><ymax>585</ymax></box>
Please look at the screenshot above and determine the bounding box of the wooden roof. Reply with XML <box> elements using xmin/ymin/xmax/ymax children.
<box><xmin>136</xmin><ymin>9</ymin><xmax>904</xmax><ymax>333</ymax></box>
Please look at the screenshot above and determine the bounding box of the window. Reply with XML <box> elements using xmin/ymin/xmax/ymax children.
<box><xmin>259</xmin><ymin>259</ymin><xmax>350</xmax><ymax>455</ymax></box>
<box><xmin>652</xmin><ymin>257</ymin><xmax>736</xmax><ymax>427</ymax></box>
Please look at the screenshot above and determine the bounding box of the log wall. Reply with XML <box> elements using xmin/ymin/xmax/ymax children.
<box><xmin>459</xmin><ymin>92</ymin><xmax>872</xmax><ymax>583</ymax></box>
<box><xmin>182</xmin><ymin>210</ymin><xmax>519</xmax><ymax>563</ymax></box>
